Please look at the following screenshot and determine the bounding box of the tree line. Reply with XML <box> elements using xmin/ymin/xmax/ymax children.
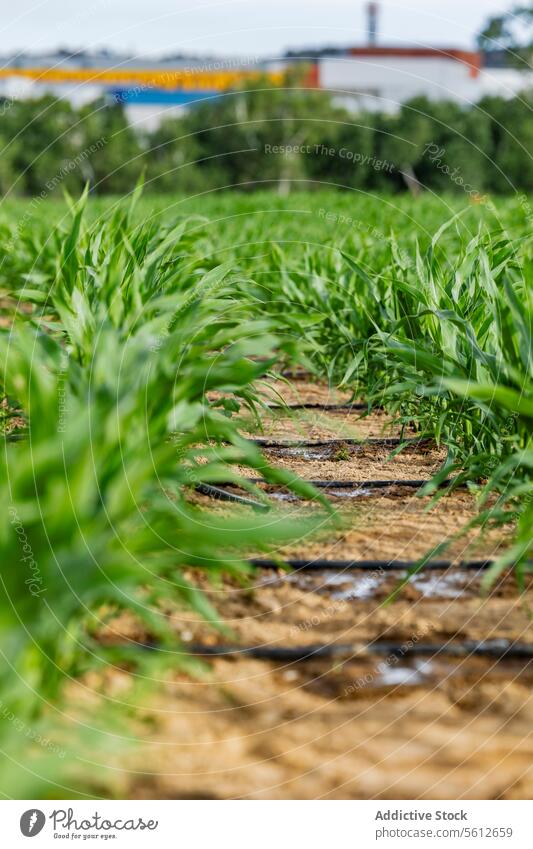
<box><xmin>0</xmin><ymin>84</ymin><xmax>532</xmax><ymax>198</ymax></box>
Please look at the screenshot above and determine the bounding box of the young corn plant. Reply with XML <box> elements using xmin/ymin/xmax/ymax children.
<box><xmin>367</xmin><ymin>231</ymin><xmax>532</xmax><ymax>580</ymax></box>
<box><xmin>0</xmin><ymin>192</ymin><xmax>329</xmax><ymax>797</ymax></box>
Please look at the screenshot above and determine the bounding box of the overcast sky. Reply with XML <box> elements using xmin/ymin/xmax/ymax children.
<box><xmin>2</xmin><ymin>0</ymin><xmax>510</xmax><ymax>58</ymax></box>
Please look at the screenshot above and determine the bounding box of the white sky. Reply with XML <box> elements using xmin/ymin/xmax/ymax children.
<box><xmin>1</xmin><ymin>0</ymin><xmax>511</xmax><ymax>58</ymax></box>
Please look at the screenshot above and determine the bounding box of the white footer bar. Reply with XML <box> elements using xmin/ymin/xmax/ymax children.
<box><xmin>3</xmin><ymin>800</ymin><xmax>531</xmax><ymax>848</ymax></box>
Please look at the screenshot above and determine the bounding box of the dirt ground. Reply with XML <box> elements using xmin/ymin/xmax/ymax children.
<box><xmin>275</xmin><ymin>491</ymin><xmax>515</xmax><ymax>562</ymax></box>
<box><xmin>256</xmin><ymin>442</ymin><xmax>447</xmax><ymax>482</ymax></box>
<box><xmin>241</xmin><ymin>407</ymin><xmax>408</xmax><ymax>441</ymax></box>
<box><xmin>94</xmin><ymin>375</ymin><xmax>532</xmax><ymax>800</ymax></box>
<box><xmin>82</xmin><ymin>647</ymin><xmax>533</xmax><ymax>800</ymax></box>
<box><xmin>258</xmin><ymin>376</ymin><xmax>354</xmax><ymax>406</ymax></box>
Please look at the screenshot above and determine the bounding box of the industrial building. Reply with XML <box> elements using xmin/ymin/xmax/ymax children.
<box><xmin>316</xmin><ymin>47</ymin><xmax>532</xmax><ymax>112</ymax></box>
<box><xmin>0</xmin><ymin>52</ymin><xmax>285</xmax><ymax>128</ymax></box>
<box><xmin>0</xmin><ymin>4</ymin><xmax>531</xmax><ymax>127</ymax></box>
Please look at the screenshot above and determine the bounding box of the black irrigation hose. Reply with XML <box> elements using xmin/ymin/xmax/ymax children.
<box><xmin>195</xmin><ymin>447</ymin><xmax>458</xmax><ymax>502</ymax></box>
<box><xmin>194</xmin><ymin>483</ymin><xmax>268</xmax><ymax>512</ymax></box>
<box><xmin>252</xmin><ymin>437</ymin><xmax>425</xmax><ymax>449</ymax></box>
<box><xmin>266</xmin><ymin>402</ymin><xmax>369</xmax><ymax>411</ymax></box>
<box><xmin>248</xmin><ymin>558</ymin><xmax>510</xmax><ymax>572</ymax></box>
<box><xmin>184</xmin><ymin>639</ymin><xmax>533</xmax><ymax>662</ymax></box>
<box><xmin>283</xmin><ymin>478</ymin><xmax>453</xmax><ymax>490</ymax></box>
<box><xmin>197</xmin><ymin>477</ymin><xmax>457</xmax><ymax>495</ymax></box>
<box><xmin>279</xmin><ymin>369</ymin><xmax>314</xmax><ymax>378</ymax></box>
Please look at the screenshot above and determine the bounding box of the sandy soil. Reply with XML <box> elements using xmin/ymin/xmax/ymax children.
<box><xmin>240</xmin><ymin>408</ymin><xmax>408</xmax><ymax>441</ymax></box>
<box><xmin>100</xmin><ymin>561</ymin><xmax>532</xmax><ymax>649</ymax></box>
<box><xmin>241</xmin><ymin>441</ymin><xmax>448</xmax><ymax>483</ymax></box>
<box><xmin>88</xmin><ymin>652</ymin><xmax>532</xmax><ymax>800</ymax></box>
<box><xmin>187</xmin><ymin>487</ymin><xmax>514</xmax><ymax>562</ymax></box>
<box><xmin>208</xmin><ymin>376</ymin><xmax>353</xmax><ymax>410</ymax></box>
<box><xmin>93</xmin><ymin>377</ymin><xmax>532</xmax><ymax>800</ymax></box>
<box><xmin>275</xmin><ymin>491</ymin><xmax>515</xmax><ymax>563</ymax></box>
<box><xmin>92</xmin><ymin>568</ymin><xmax>533</xmax><ymax>800</ymax></box>
<box><xmin>258</xmin><ymin>376</ymin><xmax>354</xmax><ymax>406</ymax></box>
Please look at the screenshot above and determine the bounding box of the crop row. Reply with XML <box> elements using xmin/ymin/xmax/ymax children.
<box><xmin>0</xmin><ymin>187</ymin><xmax>531</xmax><ymax>796</ymax></box>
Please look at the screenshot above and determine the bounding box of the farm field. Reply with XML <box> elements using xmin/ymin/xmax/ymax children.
<box><xmin>0</xmin><ymin>189</ymin><xmax>532</xmax><ymax>800</ymax></box>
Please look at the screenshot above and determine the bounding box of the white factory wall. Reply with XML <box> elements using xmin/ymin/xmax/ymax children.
<box><xmin>477</xmin><ymin>67</ymin><xmax>533</xmax><ymax>99</ymax></box>
<box><xmin>318</xmin><ymin>57</ymin><xmax>532</xmax><ymax>111</ymax></box>
<box><xmin>124</xmin><ymin>103</ymin><xmax>188</xmax><ymax>131</ymax></box>
<box><xmin>0</xmin><ymin>77</ymin><xmax>103</xmax><ymax>107</ymax></box>
<box><xmin>2</xmin><ymin>57</ymin><xmax>532</xmax><ymax>126</ymax></box>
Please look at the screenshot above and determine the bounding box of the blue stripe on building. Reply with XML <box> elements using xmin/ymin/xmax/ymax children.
<box><xmin>109</xmin><ymin>88</ymin><xmax>221</xmax><ymax>105</ymax></box>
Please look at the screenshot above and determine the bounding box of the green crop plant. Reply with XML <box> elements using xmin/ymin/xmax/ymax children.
<box><xmin>0</xmin><ymin>190</ymin><xmax>332</xmax><ymax>797</ymax></box>
<box><xmin>1</xmin><ymin>185</ymin><xmax>532</xmax><ymax>797</ymax></box>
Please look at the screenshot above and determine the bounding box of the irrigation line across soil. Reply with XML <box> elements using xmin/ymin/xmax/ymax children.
<box><xmin>181</xmin><ymin>639</ymin><xmax>533</xmax><ymax>662</ymax></box>
<box><xmin>266</xmin><ymin>402</ymin><xmax>369</xmax><ymax>411</ymax></box>
<box><xmin>279</xmin><ymin>369</ymin><xmax>314</xmax><ymax>379</ymax></box>
<box><xmin>247</xmin><ymin>558</ymin><xmax>526</xmax><ymax>572</ymax></box>
<box><xmin>253</xmin><ymin>477</ymin><xmax>454</xmax><ymax>490</ymax></box>
<box><xmin>194</xmin><ymin>477</ymin><xmax>458</xmax><ymax>505</ymax></box>
<box><xmin>251</xmin><ymin>437</ymin><xmax>426</xmax><ymax>448</ymax></box>
<box><xmin>194</xmin><ymin>483</ymin><xmax>268</xmax><ymax>512</ymax></box>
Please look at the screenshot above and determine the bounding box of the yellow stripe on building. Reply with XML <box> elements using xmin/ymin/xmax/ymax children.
<box><xmin>0</xmin><ymin>67</ymin><xmax>285</xmax><ymax>91</ymax></box>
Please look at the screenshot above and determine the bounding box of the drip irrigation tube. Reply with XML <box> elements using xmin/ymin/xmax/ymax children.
<box><xmin>252</xmin><ymin>437</ymin><xmax>425</xmax><ymax>449</ymax></box>
<box><xmin>194</xmin><ymin>483</ymin><xmax>268</xmax><ymax>512</ymax></box>
<box><xmin>196</xmin><ymin>477</ymin><xmax>456</xmax><ymax>498</ymax></box>
<box><xmin>300</xmin><ymin>478</ymin><xmax>452</xmax><ymax>489</ymax></box>
<box><xmin>183</xmin><ymin>639</ymin><xmax>533</xmax><ymax>662</ymax></box>
<box><xmin>248</xmin><ymin>558</ymin><xmax>510</xmax><ymax>572</ymax></box>
<box><xmin>266</xmin><ymin>402</ymin><xmax>368</xmax><ymax>411</ymax></box>
<box><xmin>279</xmin><ymin>369</ymin><xmax>311</xmax><ymax>379</ymax></box>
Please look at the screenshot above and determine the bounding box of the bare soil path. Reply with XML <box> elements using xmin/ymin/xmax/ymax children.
<box><xmin>94</xmin><ymin>376</ymin><xmax>533</xmax><ymax>800</ymax></box>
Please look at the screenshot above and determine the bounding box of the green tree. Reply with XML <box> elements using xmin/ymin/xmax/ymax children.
<box><xmin>480</xmin><ymin>93</ymin><xmax>533</xmax><ymax>192</ymax></box>
<box><xmin>3</xmin><ymin>96</ymin><xmax>80</xmax><ymax>196</ymax></box>
<box><xmin>77</xmin><ymin>99</ymin><xmax>143</xmax><ymax>194</ymax></box>
<box><xmin>180</xmin><ymin>78</ymin><xmax>349</xmax><ymax>194</ymax></box>
<box><xmin>143</xmin><ymin>116</ymin><xmax>210</xmax><ymax>193</ymax></box>
<box><xmin>478</xmin><ymin>4</ymin><xmax>533</xmax><ymax>68</ymax></box>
